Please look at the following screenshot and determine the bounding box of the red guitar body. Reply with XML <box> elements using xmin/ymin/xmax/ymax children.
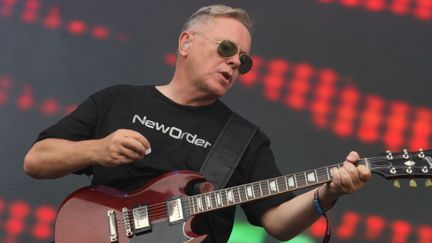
<box><xmin>54</xmin><ymin>170</ymin><xmax>207</xmax><ymax>243</ymax></box>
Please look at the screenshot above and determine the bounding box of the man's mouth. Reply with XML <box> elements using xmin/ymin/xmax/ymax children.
<box><xmin>220</xmin><ymin>71</ymin><xmax>232</xmax><ymax>83</ymax></box>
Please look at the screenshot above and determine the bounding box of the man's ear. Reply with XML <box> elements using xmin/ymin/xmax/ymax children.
<box><xmin>178</xmin><ymin>32</ymin><xmax>192</xmax><ymax>56</ymax></box>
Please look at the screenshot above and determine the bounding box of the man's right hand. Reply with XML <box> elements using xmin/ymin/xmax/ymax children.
<box><xmin>96</xmin><ymin>129</ymin><xmax>151</xmax><ymax>167</ymax></box>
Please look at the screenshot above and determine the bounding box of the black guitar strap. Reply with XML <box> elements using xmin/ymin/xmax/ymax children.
<box><xmin>199</xmin><ymin>112</ymin><xmax>258</xmax><ymax>189</ymax></box>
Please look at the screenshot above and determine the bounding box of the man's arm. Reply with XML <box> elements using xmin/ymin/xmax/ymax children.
<box><xmin>261</xmin><ymin>151</ymin><xmax>371</xmax><ymax>241</ymax></box>
<box><xmin>24</xmin><ymin>129</ymin><xmax>151</xmax><ymax>179</ymax></box>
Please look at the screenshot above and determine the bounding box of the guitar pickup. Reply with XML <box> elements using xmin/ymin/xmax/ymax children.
<box><xmin>132</xmin><ymin>205</ymin><xmax>151</xmax><ymax>234</ymax></box>
<box><xmin>166</xmin><ymin>197</ymin><xmax>185</xmax><ymax>225</ymax></box>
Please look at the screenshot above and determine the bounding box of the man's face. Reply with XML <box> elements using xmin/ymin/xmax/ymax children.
<box><xmin>185</xmin><ymin>17</ymin><xmax>252</xmax><ymax>98</ymax></box>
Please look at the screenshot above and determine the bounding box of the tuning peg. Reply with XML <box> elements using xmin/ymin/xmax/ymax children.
<box><xmin>393</xmin><ymin>180</ymin><xmax>401</xmax><ymax>189</ymax></box>
<box><xmin>409</xmin><ymin>179</ymin><xmax>417</xmax><ymax>187</ymax></box>
<box><xmin>425</xmin><ymin>179</ymin><xmax>432</xmax><ymax>188</ymax></box>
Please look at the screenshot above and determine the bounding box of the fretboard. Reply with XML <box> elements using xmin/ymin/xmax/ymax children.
<box><xmin>187</xmin><ymin>161</ymin><xmax>364</xmax><ymax>215</ymax></box>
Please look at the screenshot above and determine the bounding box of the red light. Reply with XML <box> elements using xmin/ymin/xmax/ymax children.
<box><xmin>68</xmin><ymin>20</ymin><xmax>87</xmax><ymax>36</ymax></box>
<box><xmin>364</xmin><ymin>0</ymin><xmax>386</xmax><ymax>11</ymax></box>
<box><xmin>21</xmin><ymin>0</ymin><xmax>40</xmax><ymax>23</ymax></box>
<box><xmin>336</xmin><ymin>211</ymin><xmax>361</xmax><ymax>239</ymax></box>
<box><xmin>0</xmin><ymin>75</ymin><xmax>11</xmax><ymax>106</ymax></box>
<box><xmin>263</xmin><ymin>59</ymin><xmax>289</xmax><ymax>101</ymax></box>
<box><xmin>365</xmin><ymin>215</ymin><xmax>386</xmax><ymax>240</ymax></box>
<box><xmin>391</xmin><ymin>220</ymin><xmax>412</xmax><ymax>243</ymax></box>
<box><xmin>65</xmin><ymin>104</ymin><xmax>78</xmax><ymax>114</ymax></box>
<box><xmin>43</xmin><ymin>6</ymin><xmax>61</xmax><ymax>29</ymax></box>
<box><xmin>0</xmin><ymin>0</ymin><xmax>17</xmax><ymax>17</ymax></box>
<box><xmin>357</xmin><ymin>95</ymin><xmax>384</xmax><ymax>143</ymax></box>
<box><xmin>32</xmin><ymin>206</ymin><xmax>56</xmax><ymax>239</ymax></box>
<box><xmin>16</xmin><ymin>85</ymin><xmax>34</xmax><ymax>111</ymax></box>
<box><xmin>390</xmin><ymin>0</ymin><xmax>411</xmax><ymax>15</ymax></box>
<box><xmin>410</xmin><ymin>108</ymin><xmax>431</xmax><ymax>150</ymax></box>
<box><xmin>165</xmin><ymin>53</ymin><xmax>176</xmax><ymax>66</ymax></box>
<box><xmin>333</xmin><ymin>87</ymin><xmax>360</xmax><ymax>137</ymax></box>
<box><xmin>40</xmin><ymin>98</ymin><xmax>60</xmax><ymax>114</ymax></box>
<box><xmin>417</xmin><ymin>225</ymin><xmax>432</xmax><ymax>243</ymax></box>
<box><xmin>309</xmin><ymin>217</ymin><xmax>328</xmax><ymax>236</ymax></box>
<box><xmin>92</xmin><ymin>26</ymin><xmax>110</xmax><ymax>40</ymax></box>
<box><xmin>341</xmin><ymin>0</ymin><xmax>361</xmax><ymax>7</ymax></box>
<box><xmin>285</xmin><ymin>63</ymin><xmax>313</xmax><ymax>110</ymax></box>
<box><xmin>5</xmin><ymin>201</ymin><xmax>30</xmax><ymax>235</ymax></box>
<box><xmin>384</xmin><ymin>102</ymin><xmax>409</xmax><ymax>151</ymax></box>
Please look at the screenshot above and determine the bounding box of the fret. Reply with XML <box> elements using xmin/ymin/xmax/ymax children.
<box><xmin>283</xmin><ymin>175</ymin><xmax>288</xmax><ymax>191</ymax></box>
<box><xmin>260</xmin><ymin>180</ymin><xmax>270</xmax><ymax>196</ymax></box>
<box><xmin>238</xmin><ymin>186</ymin><xmax>245</xmax><ymax>202</ymax></box>
<box><xmin>223</xmin><ymin>189</ymin><xmax>229</xmax><ymax>206</ymax></box>
<box><xmin>314</xmin><ymin>170</ymin><xmax>319</xmax><ymax>184</ymax></box>
<box><xmin>236</xmin><ymin>187</ymin><xmax>241</xmax><ymax>203</ymax></box>
<box><xmin>294</xmin><ymin>174</ymin><xmax>300</xmax><ymax>188</ymax></box>
<box><xmin>278</xmin><ymin>177</ymin><xmax>287</xmax><ymax>192</ymax></box>
<box><xmin>326</xmin><ymin>167</ymin><xmax>331</xmax><ymax>180</ymax></box>
<box><xmin>304</xmin><ymin>172</ymin><xmax>308</xmax><ymax>186</ymax></box>
<box><xmin>259</xmin><ymin>182</ymin><xmax>263</xmax><ymax>197</ymax></box>
<box><xmin>252</xmin><ymin>182</ymin><xmax>262</xmax><ymax>198</ymax></box>
<box><xmin>191</xmin><ymin>197</ymin><xmax>196</xmax><ymax>214</ymax></box>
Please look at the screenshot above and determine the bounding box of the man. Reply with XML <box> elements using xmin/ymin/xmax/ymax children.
<box><xmin>24</xmin><ymin>4</ymin><xmax>371</xmax><ymax>242</ymax></box>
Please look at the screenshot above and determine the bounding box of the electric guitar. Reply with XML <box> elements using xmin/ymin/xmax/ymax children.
<box><xmin>54</xmin><ymin>149</ymin><xmax>432</xmax><ymax>243</ymax></box>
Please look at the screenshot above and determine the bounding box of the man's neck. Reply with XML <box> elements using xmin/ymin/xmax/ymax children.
<box><xmin>155</xmin><ymin>82</ymin><xmax>218</xmax><ymax>107</ymax></box>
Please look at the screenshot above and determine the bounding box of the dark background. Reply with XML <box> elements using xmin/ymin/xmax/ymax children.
<box><xmin>1</xmin><ymin>0</ymin><xmax>431</xmax><ymax>242</ymax></box>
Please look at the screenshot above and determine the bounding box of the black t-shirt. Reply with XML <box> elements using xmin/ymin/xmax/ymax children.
<box><xmin>37</xmin><ymin>85</ymin><xmax>295</xmax><ymax>243</ymax></box>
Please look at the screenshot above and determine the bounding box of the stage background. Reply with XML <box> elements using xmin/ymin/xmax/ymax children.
<box><xmin>0</xmin><ymin>0</ymin><xmax>431</xmax><ymax>242</ymax></box>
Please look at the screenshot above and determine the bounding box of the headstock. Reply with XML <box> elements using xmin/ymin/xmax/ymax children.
<box><xmin>361</xmin><ymin>149</ymin><xmax>432</xmax><ymax>188</ymax></box>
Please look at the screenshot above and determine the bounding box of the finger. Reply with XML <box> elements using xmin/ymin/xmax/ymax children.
<box><xmin>343</xmin><ymin>162</ymin><xmax>361</xmax><ymax>187</ymax></box>
<box><xmin>339</xmin><ymin>167</ymin><xmax>356</xmax><ymax>193</ymax></box>
<box><xmin>123</xmin><ymin>130</ymin><xmax>151</xmax><ymax>153</ymax></box>
<box><xmin>122</xmin><ymin>137</ymin><xmax>147</xmax><ymax>157</ymax></box>
<box><xmin>346</xmin><ymin>151</ymin><xmax>360</xmax><ymax>163</ymax></box>
<box><xmin>357</xmin><ymin>164</ymin><xmax>372</xmax><ymax>182</ymax></box>
<box><xmin>118</xmin><ymin>145</ymin><xmax>143</xmax><ymax>160</ymax></box>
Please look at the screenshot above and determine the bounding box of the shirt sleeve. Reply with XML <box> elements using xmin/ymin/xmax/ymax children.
<box><xmin>240</xmin><ymin>131</ymin><xmax>295</xmax><ymax>226</ymax></box>
<box><xmin>34</xmin><ymin>85</ymin><xmax>119</xmax><ymax>175</ymax></box>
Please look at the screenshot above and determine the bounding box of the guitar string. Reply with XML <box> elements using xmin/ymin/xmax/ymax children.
<box><xmin>113</xmin><ymin>160</ymin><xmax>430</xmax><ymax>224</ymax></box>
<box><xmin>120</xmin><ymin>163</ymin><xmax>425</xmax><ymax>218</ymax></box>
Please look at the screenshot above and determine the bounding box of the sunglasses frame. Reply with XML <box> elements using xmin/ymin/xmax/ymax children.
<box><xmin>191</xmin><ymin>33</ymin><xmax>253</xmax><ymax>74</ymax></box>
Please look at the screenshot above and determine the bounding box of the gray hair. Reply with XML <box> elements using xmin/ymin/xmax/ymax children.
<box><xmin>182</xmin><ymin>5</ymin><xmax>254</xmax><ymax>34</ymax></box>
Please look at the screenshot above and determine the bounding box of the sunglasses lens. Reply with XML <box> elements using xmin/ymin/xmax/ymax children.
<box><xmin>239</xmin><ymin>54</ymin><xmax>253</xmax><ymax>74</ymax></box>
<box><xmin>217</xmin><ymin>40</ymin><xmax>238</xmax><ymax>57</ymax></box>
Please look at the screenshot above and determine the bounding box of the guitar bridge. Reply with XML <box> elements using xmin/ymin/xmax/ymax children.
<box><xmin>107</xmin><ymin>210</ymin><xmax>118</xmax><ymax>242</ymax></box>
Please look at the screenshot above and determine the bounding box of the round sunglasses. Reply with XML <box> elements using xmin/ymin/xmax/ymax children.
<box><xmin>192</xmin><ymin>33</ymin><xmax>253</xmax><ymax>74</ymax></box>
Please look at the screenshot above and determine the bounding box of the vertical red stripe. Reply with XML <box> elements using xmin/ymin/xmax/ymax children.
<box><xmin>383</xmin><ymin>102</ymin><xmax>409</xmax><ymax>151</ymax></box>
<box><xmin>336</xmin><ymin>211</ymin><xmax>361</xmax><ymax>239</ymax></box>
<box><xmin>365</xmin><ymin>215</ymin><xmax>387</xmax><ymax>240</ymax></box>
<box><xmin>333</xmin><ymin>86</ymin><xmax>360</xmax><ymax>137</ymax></box>
<box><xmin>263</xmin><ymin>59</ymin><xmax>289</xmax><ymax>101</ymax></box>
<box><xmin>391</xmin><ymin>220</ymin><xmax>412</xmax><ymax>243</ymax></box>
<box><xmin>310</xmin><ymin>68</ymin><xmax>338</xmax><ymax>128</ymax></box>
<box><xmin>409</xmin><ymin>108</ymin><xmax>431</xmax><ymax>150</ymax></box>
<box><xmin>284</xmin><ymin>63</ymin><xmax>313</xmax><ymax>110</ymax></box>
<box><xmin>357</xmin><ymin>95</ymin><xmax>384</xmax><ymax>143</ymax></box>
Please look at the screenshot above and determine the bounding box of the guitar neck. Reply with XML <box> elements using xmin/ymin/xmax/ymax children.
<box><xmin>187</xmin><ymin>159</ymin><xmax>368</xmax><ymax>215</ymax></box>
